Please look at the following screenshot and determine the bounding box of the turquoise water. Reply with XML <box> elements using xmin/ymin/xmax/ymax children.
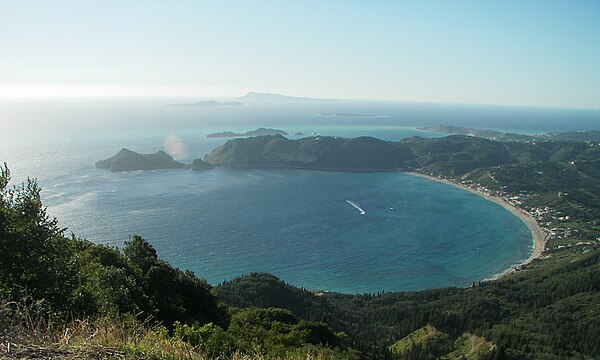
<box><xmin>44</xmin><ymin>168</ymin><xmax>532</xmax><ymax>293</ymax></box>
<box><xmin>2</xmin><ymin>98</ymin><xmax>592</xmax><ymax>293</ymax></box>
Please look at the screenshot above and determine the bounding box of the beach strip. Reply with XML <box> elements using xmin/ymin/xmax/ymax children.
<box><xmin>406</xmin><ymin>172</ymin><xmax>547</xmax><ymax>273</ymax></box>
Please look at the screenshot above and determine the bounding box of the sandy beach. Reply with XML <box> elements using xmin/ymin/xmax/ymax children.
<box><xmin>407</xmin><ymin>172</ymin><xmax>547</xmax><ymax>277</ymax></box>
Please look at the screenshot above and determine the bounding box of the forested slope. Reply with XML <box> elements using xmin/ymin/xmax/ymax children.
<box><xmin>0</xmin><ymin>164</ymin><xmax>356</xmax><ymax>359</ymax></box>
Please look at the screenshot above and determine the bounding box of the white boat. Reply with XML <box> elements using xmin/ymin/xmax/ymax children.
<box><xmin>345</xmin><ymin>200</ymin><xmax>366</xmax><ymax>215</ymax></box>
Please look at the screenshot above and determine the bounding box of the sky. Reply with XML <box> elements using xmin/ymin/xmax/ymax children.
<box><xmin>0</xmin><ymin>0</ymin><xmax>599</xmax><ymax>108</ymax></box>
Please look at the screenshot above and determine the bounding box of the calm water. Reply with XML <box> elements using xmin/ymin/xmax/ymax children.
<box><xmin>2</xmin><ymin>98</ymin><xmax>597</xmax><ymax>293</ymax></box>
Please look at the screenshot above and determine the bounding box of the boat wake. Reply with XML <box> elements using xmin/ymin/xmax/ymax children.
<box><xmin>345</xmin><ymin>200</ymin><xmax>366</xmax><ymax>215</ymax></box>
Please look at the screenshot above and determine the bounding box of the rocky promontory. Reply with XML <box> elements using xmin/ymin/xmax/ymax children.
<box><xmin>95</xmin><ymin>148</ymin><xmax>188</xmax><ymax>171</ymax></box>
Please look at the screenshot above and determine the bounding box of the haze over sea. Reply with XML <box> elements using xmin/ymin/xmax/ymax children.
<box><xmin>2</xmin><ymin>98</ymin><xmax>598</xmax><ymax>293</ymax></box>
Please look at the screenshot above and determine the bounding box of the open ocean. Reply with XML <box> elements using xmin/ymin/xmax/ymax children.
<box><xmin>1</xmin><ymin>98</ymin><xmax>598</xmax><ymax>293</ymax></box>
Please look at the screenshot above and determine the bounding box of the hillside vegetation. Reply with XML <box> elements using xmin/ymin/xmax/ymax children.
<box><xmin>202</xmin><ymin>133</ymin><xmax>600</xmax><ymax>176</ymax></box>
<box><xmin>0</xmin><ymin>164</ymin><xmax>356</xmax><ymax>359</ymax></box>
<box><xmin>217</xmin><ymin>249</ymin><xmax>600</xmax><ymax>359</ymax></box>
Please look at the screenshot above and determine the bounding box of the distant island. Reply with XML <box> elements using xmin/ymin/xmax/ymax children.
<box><xmin>238</xmin><ymin>91</ymin><xmax>337</xmax><ymax>103</ymax></box>
<box><xmin>95</xmin><ymin>148</ymin><xmax>188</xmax><ymax>171</ymax></box>
<box><xmin>206</xmin><ymin>127</ymin><xmax>289</xmax><ymax>138</ymax></box>
<box><xmin>166</xmin><ymin>100</ymin><xmax>244</xmax><ymax>108</ymax></box>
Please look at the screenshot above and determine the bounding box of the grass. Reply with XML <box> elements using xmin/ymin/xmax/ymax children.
<box><xmin>442</xmin><ymin>333</ymin><xmax>495</xmax><ymax>360</ymax></box>
<box><xmin>1</xmin><ymin>299</ymin><xmax>352</xmax><ymax>360</ymax></box>
<box><xmin>389</xmin><ymin>324</ymin><xmax>451</xmax><ymax>356</ymax></box>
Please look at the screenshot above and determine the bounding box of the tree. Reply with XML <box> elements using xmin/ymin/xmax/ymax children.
<box><xmin>123</xmin><ymin>235</ymin><xmax>158</xmax><ymax>274</ymax></box>
<box><xmin>0</xmin><ymin>163</ymin><xmax>73</xmax><ymax>314</ymax></box>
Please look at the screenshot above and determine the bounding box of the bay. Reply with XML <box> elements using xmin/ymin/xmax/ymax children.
<box><xmin>2</xmin><ymin>97</ymin><xmax>594</xmax><ymax>293</ymax></box>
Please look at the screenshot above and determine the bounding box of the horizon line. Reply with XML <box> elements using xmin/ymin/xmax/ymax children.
<box><xmin>1</xmin><ymin>94</ymin><xmax>598</xmax><ymax>112</ymax></box>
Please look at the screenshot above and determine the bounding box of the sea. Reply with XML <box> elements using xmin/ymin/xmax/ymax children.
<box><xmin>1</xmin><ymin>98</ymin><xmax>598</xmax><ymax>293</ymax></box>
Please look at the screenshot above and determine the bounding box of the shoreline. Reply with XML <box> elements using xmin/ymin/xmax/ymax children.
<box><xmin>406</xmin><ymin>172</ymin><xmax>547</xmax><ymax>279</ymax></box>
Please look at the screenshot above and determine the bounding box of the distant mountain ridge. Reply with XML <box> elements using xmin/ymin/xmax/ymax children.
<box><xmin>166</xmin><ymin>100</ymin><xmax>244</xmax><ymax>108</ymax></box>
<box><xmin>238</xmin><ymin>91</ymin><xmax>338</xmax><ymax>103</ymax></box>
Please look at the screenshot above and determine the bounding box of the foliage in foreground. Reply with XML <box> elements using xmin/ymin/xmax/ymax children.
<box><xmin>1</xmin><ymin>306</ymin><xmax>354</xmax><ymax>360</ymax></box>
<box><xmin>0</xmin><ymin>162</ymin><xmax>226</xmax><ymax>327</ymax></box>
<box><xmin>0</xmin><ymin>163</ymin><xmax>356</xmax><ymax>359</ymax></box>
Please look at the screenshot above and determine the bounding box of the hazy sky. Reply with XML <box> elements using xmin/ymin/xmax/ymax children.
<box><xmin>1</xmin><ymin>1</ymin><xmax>599</xmax><ymax>108</ymax></box>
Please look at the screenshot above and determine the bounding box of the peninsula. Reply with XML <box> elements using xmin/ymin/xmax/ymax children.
<box><xmin>95</xmin><ymin>148</ymin><xmax>188</xmax><ymax>171</ymax></box>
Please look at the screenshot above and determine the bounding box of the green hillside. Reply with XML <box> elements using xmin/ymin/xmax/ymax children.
<box><xmin>203</xmin><ymin>135</ymin><xmax>416</xmax><ymax>170</ymax></box>
<box><xmin>217</xmin><ymin>249</ymin><xmax>600</xmax><ymax>359</ymax></box>
<box><xmin>0</xmin><ymin>164</ymin><xmax>356</xmax><ymax>359</ymax></box>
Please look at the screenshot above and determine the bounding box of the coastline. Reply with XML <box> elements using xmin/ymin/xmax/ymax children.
<box><xmin>406</xmin><ymin>172</ymin><xmax>547</xmax><ymax>279</ymax></box>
